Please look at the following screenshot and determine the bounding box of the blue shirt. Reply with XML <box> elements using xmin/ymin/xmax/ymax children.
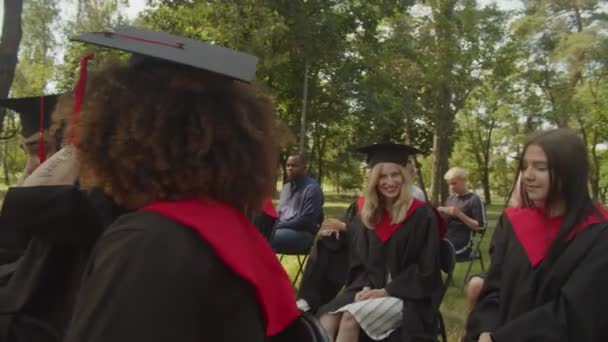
<box><xmin>277</xmin><ymin>175</ymin><xmax>324</xmax><ymax>234</ymax></box>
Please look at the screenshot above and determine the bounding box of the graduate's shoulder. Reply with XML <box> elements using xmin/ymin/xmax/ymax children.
<box><xmin>97</xmin><ymin>210</ymin><xmax>216</xmax><ymax>264</ymax></box>
<box><xmin>411</xmin><ymin>200</ymin><xmax>438</xmax><ymax>219</ymax></box>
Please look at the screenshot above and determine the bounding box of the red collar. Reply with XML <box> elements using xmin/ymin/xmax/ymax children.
<box><xmin>262</xmin><ymin>198</ymin><xmax>278</xmax><ymax>218</ymax></box>
<box><xmin>506</xmin><ymin>205</ymin><xmax>608</xmax><ymax>267</ymax></box>
<box><xmin>141</xmin><ymin>199</ymin><xmax>299</xmax><ymax>336</ymax></box>
<box><xmin>357</xmin><ymin>196</ymin><xmax>425</xmax><ymax>242</ymax></box>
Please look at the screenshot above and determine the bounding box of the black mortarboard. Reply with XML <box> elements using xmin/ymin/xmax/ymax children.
<box><xmin>0</xmin><ymin>95</ymin><xmax>60</xmax><ymax>137</ymax></box>
<box><xmin>71</xmin><ymin>26</ymin><xmax>258</xmax><ymax>82</ymax></box>
<box><xmin>356</xmin><ymin>142</ymin><xmax>422</xmax><ymax>168</ymax></box>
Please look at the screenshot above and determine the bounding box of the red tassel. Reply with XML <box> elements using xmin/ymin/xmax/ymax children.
<box><xmin>69</xmin><ymin>52</ymin><xmax>95</xmax><ymax>147</ymax></box>
<box><xmin>37</xmin><ymin>96</ymin><xmax>46</xmax><ymax>164</ymax></box>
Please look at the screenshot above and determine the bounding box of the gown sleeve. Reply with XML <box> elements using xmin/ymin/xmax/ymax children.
<box><xmin>465</xmin><ymin>214</ymin><xmax>510</xmax><ymax>340</ymax></box>
<box><xmin>343</xmin><ymin>225</ymin><xmax>372</xmax><ymax>292</ymax></box>
<box><xmin>490</xmin><ymin>224</ymin><xmax>608</xmax><ymax>342</ymax></box>
<box><xmin>385</xmin><ymin>207</ymin><xmax>441</xmax><ymax>300</ymax></box>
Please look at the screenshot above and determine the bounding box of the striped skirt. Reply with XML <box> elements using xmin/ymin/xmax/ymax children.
<box><xmin>331</xmin><ymin>296</ymin><xmax>403</xmax><ymax>340</ymax></box>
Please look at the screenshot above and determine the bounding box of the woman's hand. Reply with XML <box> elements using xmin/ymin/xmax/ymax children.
<box><xmin>22</xmin><ymin>145</ymin><xmax>80</xmax><ymax>187</ymax></box>
<box><xmin>354</xmin><ymin>286</ymin><xmax>371</xmax><ymax>302</ymax></box>
<box><xmin>319</xmin><ymin>218</ymin><xmax>347</xmax><ymax>239</ymax></box>
<box><xmin>479</xmin><ymin>332</ymin><xmax>493</xmax><ymax>342</ymax></box>
<box><xmin>356</xmin><ymin>288</ymin><xmax>388</xmax><ymax>301</ymax></box>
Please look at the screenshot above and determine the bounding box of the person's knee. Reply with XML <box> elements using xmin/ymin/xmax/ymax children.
<box><xmin>320</xmin><ymin>313</ymin><xmax>339</xmax><ymax>331</ymax></box>
<box><xmin>339</xmin><ymin>312</ymin><xmax>359</xmax><ymax>330</ymax></box>
<box><xmin>466</xmin><ymin>276</ymin><xmax>485</xmax><ymax>300</ymax></box>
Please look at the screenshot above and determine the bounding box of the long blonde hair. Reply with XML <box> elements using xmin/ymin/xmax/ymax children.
<box><xmin>361</xmin><ymin>163</ymin><xmax>412</xmax><ymax>229</ymax></box>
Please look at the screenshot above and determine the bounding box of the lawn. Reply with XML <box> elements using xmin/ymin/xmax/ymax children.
<box><xmin>279</xmin><ymin>192</ymin><xmax>502</xmax><ymax>341</ymax></box>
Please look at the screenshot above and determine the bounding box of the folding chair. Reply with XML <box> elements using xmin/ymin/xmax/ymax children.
<box><xmin>273</xmin><ymin>312</ymin><xmax>329</xmax><ymax>342</ymax></box>
<box><xmin>279</xmin><ymin>242</ymin><xmax>313</xmax><ymax>287</ymax></box>
<box><xmin>277</xmin><ymin>220</ymin><xmax>322</xmax><ymax>287</ymax></box>
<box><xmin>436</xmin><ymin>239</ymin><xmax>456</xmax><ymax>342</ymax></box>
<box><xmin>456</xmin><ymin>205</ymin><xmax>488</xmax><ymax>288</ymax></box>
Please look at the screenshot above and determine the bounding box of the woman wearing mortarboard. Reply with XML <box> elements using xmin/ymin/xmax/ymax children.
<box><xmin>58</xmin><ymin>27</ymin><xmax>302</xmax><ymax>341</ymax></box>
<box><xmin>296</xmin><ymin>147</ymin><xmax>429</xmax><ymax>315</ymax></box>
<box><xmin>464</xmin><ymin>129</ymin><xmax>608</xmax><ymax>342</ymax></box>
<box><xmin>317</xmin><ymin>142</ymin><xmax>443</xmax><ymax>342</ymax></box>
<box><xmin>0</xmin><ymin>94</ymin><xmax>63</xmax><ymax>268</ymax></box>
<box><xmin>0</xmin><ymin>85</ymin><xmax>132</xmax><ymax>342</ymax></box>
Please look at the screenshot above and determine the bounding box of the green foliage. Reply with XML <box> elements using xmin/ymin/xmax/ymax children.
<box><xmin>6</xmin><ymin>0</ymin><xmax>608</xmax><ymax>207</ymax></box>
<box><xmin>53</xmin><ymin>0</ymin><xmax>131</xmax><ymax>91</ymax></box>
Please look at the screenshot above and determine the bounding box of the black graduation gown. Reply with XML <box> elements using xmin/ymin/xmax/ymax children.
<box><xmin>298</xmin><ymin>201</ymin><xmax>358</xmax><ymax>313</ymax></box>
<box><xmin>464</xmin><ymin>214</ymin><xmax>608</xmax><ymax>342</ymax></box>
<box><xmin>319</xmin><ymin>203</ymin><xmax>442</xmax><ymax>342</ymax></box>
<box><xmin>0</xmin><ymin>186</ymin><xmax>127</xmax><ymax>342</ymax></box>
<box><xmin>63</xmin><ymin>210</ymin><xmax>270</xmax><ymax>342</ymax></box>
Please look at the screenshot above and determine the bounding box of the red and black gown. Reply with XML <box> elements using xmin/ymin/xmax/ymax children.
<box><xmin>319</xmin><ymin>197</ymin><xmax>443</xmax><ymax>341</ymax></box>
<box><xmin>63</xmin><ymin>198</ymin><xmax>301</xmax><ymax>342</ymax></box>
<box><xmin>464</xmin><ymin>206</ymin><xmax>608</xmax><ymax>342</ymax></box>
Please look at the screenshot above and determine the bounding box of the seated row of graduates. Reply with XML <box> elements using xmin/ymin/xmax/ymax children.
<box><xmin>296</xmin><ymin>129</ymin><xmax>608</xmax><ymax>342</ymax></box>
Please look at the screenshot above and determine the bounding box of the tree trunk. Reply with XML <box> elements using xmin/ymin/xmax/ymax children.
<box><xmin>430</xmin><ymin>85</ymin><xmax>454</xmax><ymax>206</ymax></box>
<box><xmin>590</xmin><ymin>133</ymin><xmax>600</xmax><ymax>201</ymax></box>
<box><xmin>3</xmin><ymin>139</ymin><xmax>9</xmax><ymax>185</ymax></box>
<box><xmin>336</xmin><ymin>173</ymin><xmax>340</xmax><ymax>194</ymax></box>
<box><xmin>403</xmin><ymin>110</ymin><xmax>428</xmax><ymax>201</ymax></box>
<box><xmin>414</xmin><ymin>158</ymin><xmax>429</xmax><ymax>201</ymax></box>
<box><xmin>0</xmin><ymin>0</ymin><xmax>24</xmax><ymax>127</ymax></box>
<box><xmin>430</xmin><ymin>123</ymin><xmax>452</xmax><ymax>206</ymax></box>
<box><xmin>480</xmin><ymin>119</ymin><xmax>496</xmax><ymax>205</ymax></box>
<box><xmin>298</xmin><ymin>56</ymin><xmax>309</xmax><ymax>156</ymax></box>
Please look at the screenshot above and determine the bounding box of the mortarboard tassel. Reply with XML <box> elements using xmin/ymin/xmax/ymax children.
<box><xmin>37</xmin><ymin>96</ymin><xmax>46</xmax><ymax>164</ymax></box>
<box><xmin>69</xmin><ymin>52</ymin><xmax>95</xmax><ymax>148</ymax></box>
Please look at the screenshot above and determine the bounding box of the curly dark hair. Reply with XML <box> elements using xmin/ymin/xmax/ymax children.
<box><xmin>49</xmin><ymin>91</ymin><xmax>74</xmax><ymax>149</ymax></box>
<box><xmin>77</xmin><ymin>59</ymin><xmax>280</xmax><ymax>212</ymax></box>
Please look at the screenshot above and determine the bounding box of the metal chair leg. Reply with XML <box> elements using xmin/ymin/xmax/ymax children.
<box><xmin>480</xmin><ymin>254</ymin><xmax>486</xmax><ymax>271</ymax></box>
<box><xmin>438</xmin><ymin>312</ymin><xmax>447</xmax><ymax>342</ymax></box>
<box><xmin>463</xmin><ymin>258</ymin><xmax>474</xmax><ymax>288</ymax></box>
<box><xmin>292</xmin><ymin>254</ymin><xmax>309</xmax><ymax>287</ymax></box>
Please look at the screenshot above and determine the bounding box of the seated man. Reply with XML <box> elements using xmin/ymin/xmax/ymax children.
<box><xmin>271</xmin><ymin>154</ymin><xmax>324</xmax><ymax>253</ymax></box>
<box><xmin>438</xmin><ymin>167</ymin><xmax>485</xmax><ymax>258</ymax></box>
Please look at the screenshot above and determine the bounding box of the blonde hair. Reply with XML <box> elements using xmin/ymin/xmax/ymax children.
<box><xmin>444</xmin><ymin>166</ymin><xmax>468</xmax><ymax>181</ymax></box>
<box><xmin>361</xmin><ymin>163</ymin><xmax>412</xmax><ymax>229</ymax></box>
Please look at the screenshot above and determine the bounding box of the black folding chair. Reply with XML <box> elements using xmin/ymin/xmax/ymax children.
<box><xmin>456</xmin><ymin>227</ymin><xmax>487</xmax><ymax>288</ymax></box>
<box><xmin>272</xmin><ymin>312</ymin><xmax>329</xmax><ymax>342</ymax></box>
<box><xmin>436</xmin><ymin>239</ymin><xmax>456</xmax><ymax>342</ymax></box>
<box><xmin>279</xmin><ymin>242</ymin><xmax>313</xmax><ymax>287</ymax></box>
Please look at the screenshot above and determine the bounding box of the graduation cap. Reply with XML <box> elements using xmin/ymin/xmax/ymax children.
<box><xmin>70</xmin><ymin>26</ymin><xmax>258</xmax><ymax>82</ymax></box>
<box><xmin>0</xmin><ymin>95</ymin><xmax>59</xmax><ymax>137</ymax></box>
<box><xmin>356</xmin><ymin>142</ymin><xmax>422</xmax><ymax>168</ymax></box>
<box><xmin>0</xmin><ymin>95</ymin><xmax>62</xmax><ymax>163</ymax></box>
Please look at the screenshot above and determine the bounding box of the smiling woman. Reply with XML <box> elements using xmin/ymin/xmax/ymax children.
<box><xmin>361</xmin><ymin>162</ymin><xmax>412</xmax><ymax>229</ymax></box>
<box><xmin>317</xmin><ymin>142</ymin><xmax>442</xmax><ymax>342</ymax></box>
<box><xmin>465</xmin><ymin>128</ymin><xmax>608</xmax><ymax>342</ymax></box>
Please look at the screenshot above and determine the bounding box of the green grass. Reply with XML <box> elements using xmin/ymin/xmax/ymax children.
<box><xmin>279</xmin><ymin>192</ymin><xmax>502</xmax><ymax>341</ymax></box>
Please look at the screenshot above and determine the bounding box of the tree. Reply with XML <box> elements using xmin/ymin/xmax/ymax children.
<box><xmin>11</xmin><ymin>0</ymin><xmax>59</xmax><ymax>97</ymax></box>
<box><xmin>0</xmin><ymin>0</ymin><xmax>24</xmax><ymax>129</ymax></box>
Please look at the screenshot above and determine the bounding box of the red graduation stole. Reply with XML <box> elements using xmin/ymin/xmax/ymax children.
<box><xmin>141</xmin><ymin>199</ymin><xmax>299</xmax><ymax>336</ymax></box>
<box><xmin>357</xmin><ymin>196</ymin><xmax>426</xmax><ymax>243</ymax></box>
<box><xmin>262</xmin><ymin>198</ymin><xmax>278</xmax><ymax>218</ymax></box>
<box><xmin>506</xmin><ymin>205</ymin><xmax>608</xmax><ymax>267</ymax></box>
